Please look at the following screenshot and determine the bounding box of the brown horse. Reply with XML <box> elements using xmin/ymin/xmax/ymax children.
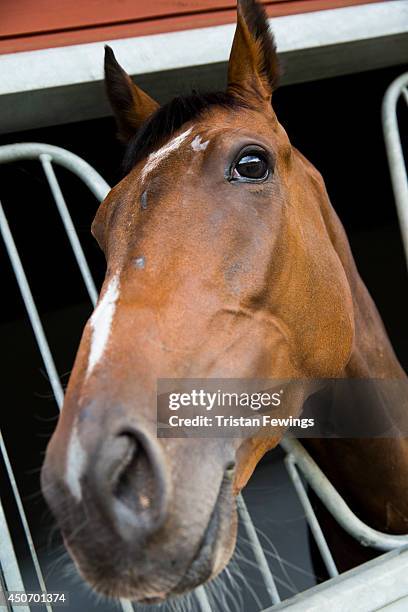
<box><xmin>41</xmin><ymin>0</ymin><xmax>408</xmax><ymax>603</ymax></box>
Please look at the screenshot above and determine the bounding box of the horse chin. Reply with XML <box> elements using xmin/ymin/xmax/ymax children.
<box><xmin>170</xmin><ymin>486</ymin><xmax>238</xmax><ymax>598</ymax></box>
<box><xmin>69</xmin><ymin>523</ymin><xmax>236</xmax><ymax>604</ymax></box>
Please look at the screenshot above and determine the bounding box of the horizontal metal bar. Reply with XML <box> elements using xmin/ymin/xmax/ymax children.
<box><xmin>280</xmin><ymin>437</ymin><xmax>408</xmax><ymax>551</ymax></box>
<box><xmin>265</xmin><ymin>546</ymin><xmax>408</xmax><ymax>611</ymax></box>
<box><xmin>0</xmin><ymin>143</ymin><xmax>109</xmax><ymax>203</ymax></box>
<box><xmin>378</xmin><ymin>595</ymin><xmax>408</xmax><ymax>611</ymax></box>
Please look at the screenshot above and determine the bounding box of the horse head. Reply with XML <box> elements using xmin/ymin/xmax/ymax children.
<box><xmin>42</xmin><ymin>0</ymin><xmax>356</xmax><ymax>602</ymax></box>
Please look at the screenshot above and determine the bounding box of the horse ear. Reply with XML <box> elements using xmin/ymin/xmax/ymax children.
<box><xmin>227</xmin><ymin>0</ymin><xmax>280</xmax><ymax>103</ymax></box>
<box><xmin>104</xmin><ymin>46</ymin><xmax>159</xmax><ymax>142</ymax></box>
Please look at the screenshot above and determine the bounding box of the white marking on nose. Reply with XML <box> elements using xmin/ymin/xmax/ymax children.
<box><xmin>65</xmin><ymin>418</ymin><xmax>87</xmax><ymax>502</ymax></box>
<box><xmin>141</xmin><ymin>127</ymin><xmax>193</xmax><ymax>182</ymax></box>
<box><xmin>87</xmin><ymin>274</ymin><xmax>120</xmax><ymax>377</ymax></box>
<box><xmin>191</xmin><ymin>135</ymin><xmax>209</xmax><ymax>151</ymax></box>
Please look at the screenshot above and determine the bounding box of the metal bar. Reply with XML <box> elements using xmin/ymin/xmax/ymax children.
<box><xmin>378</xmin><ymin>596</ymin><xmax>408</xmax><ymax>611</ymax></box>
<box><xmin>280</xmin><ymin>437</ymin><xmax>408</xmax><ymax>551</ymax></box>
<box><xmin>0</xmin><ymin>144</ymin><xmax>109</xmax><ymax>203</ymax></box>
<box><xmin>0</xmin><ymin>433</ymin><xmax>52</xmax><ymax>612</ymax></box>
<box><xmin>382</xmin><ymin>72</ymin><xmax>408</xmax><ymax>270</ymax></box>
<box><xmin>237</xmin><ymin>494</ymin><xmax>281</xmax><ymax>605</ymax></box>
<box><xmin>40</xmin><ymin>154</ymin><xmax>98</xmax><ymax>307</ymax></box>
<box><xmin>195</xmin><ymin>586</ymin><xmax>213</xmax><ymax>612</ymax></box>
<box><xmin>119</xmin><ymin>600</ymin><xmax>134</xmax><ymax>612</ymax></box>
<box><xmin>264</xmin><ymin>546</ymin><xmax>408</xmax><ymax>612</ymax></box>
<box><xmin>284</xmin><ymin>454</ymin><xmax>338</xmax><ymax>579</ymax></box>
<box><xmin>0</xmin><ymin>498</ymin><xmax>29</xmax><ymax>612</ymax></box>
<box><xmin>0</xmin><ymin>201</ymin><xmax>64</xmax><ymax>409</ymax></box>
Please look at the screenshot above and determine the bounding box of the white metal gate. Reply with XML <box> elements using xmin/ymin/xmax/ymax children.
<box><xmin>0</xmin><ymin>71</ymin><xmax>407</xmax><ymax>611</ymax></box>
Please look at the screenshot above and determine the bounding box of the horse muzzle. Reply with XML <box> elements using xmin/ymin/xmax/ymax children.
<box><xmin>41</xmin><ymin>402</ymin><xmax>237</xmax><ymax>601</ymax></box>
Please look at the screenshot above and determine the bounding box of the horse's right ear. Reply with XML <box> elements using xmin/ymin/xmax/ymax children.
<box><xmin>104</xmin><ymin>46</ymin><xmax>159</xmax><ymax>142</ymax></box>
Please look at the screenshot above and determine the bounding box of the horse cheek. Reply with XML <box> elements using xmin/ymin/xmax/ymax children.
<box><xmin>233</xmin><ymin>437</ymin><xmax>280</xmax><ymax>494</ymax></box>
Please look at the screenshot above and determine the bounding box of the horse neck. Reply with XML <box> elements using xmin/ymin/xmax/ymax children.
<box><xmin>307</xmin><ymin>197</ymin><xmax>408</xmax><ymax>533</ymax></box>
<box><xmin>317</xmin><ymin>189</ymin><xmax>405</xmax><ymax>381</ymax></box>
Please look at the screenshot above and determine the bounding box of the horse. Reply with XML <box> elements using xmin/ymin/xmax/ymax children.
<box><xmin>41</xmin><ymin>0</ymin><xmax>408</xmax><ymax>603</ymax></box>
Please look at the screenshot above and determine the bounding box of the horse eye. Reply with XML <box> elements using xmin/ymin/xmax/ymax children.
<box><xmin>232</xmin><ymin>151</ymin><xmax>269</xmax><ymax>181</ymax></box>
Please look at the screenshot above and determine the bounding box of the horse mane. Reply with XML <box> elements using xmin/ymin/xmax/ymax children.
<box><xmin>122</xmin><ymin>91</ymin><xmax>246</xmax><ymax>176</ymax></box>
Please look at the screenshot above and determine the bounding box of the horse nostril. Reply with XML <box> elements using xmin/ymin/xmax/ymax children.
<box><xmin>113</xmin><ymin>432</ymin><xmax>154</xmax><ymax>514</ymax></box>
<box><xmin>112</xmin><ymin>433</ymin><xmax>139</xmax><ymax>496</ymax></box>
<box><xmin>92</xmin><ymin>427</ymin><xmax>169</xmax><ymax>541</ymax></box>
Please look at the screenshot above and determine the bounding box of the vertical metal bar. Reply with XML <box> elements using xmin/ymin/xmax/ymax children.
<box><xmin>119</xmin><ymin>600</ymin><xmax>134</xmax><ymax>612</ymax></box>
<box><xmin>40</xmin><ymin>154</ymin><xmax>98</xmax><ymax>308</ymax></box>
<box><xmin>195</xmin><ymin>586</ymin><xmax>212</xmax><ymax>612</ymax></box>
<box><xmin>284</xmin><ymin>454</ymin><xmax>338</xmax><ymax>579</ymax></box>
<box><xmin>0</xmin><ymin>433</ymin><xmax>52</xmax><ymax>612</ymax></box>
<box><xmin>0</xmin><ymin>498</ymin><xmax>29</xmax><ymax>612</ymax></box>
<box><xmin>382</xmin><ymin>73</ymin><xmax>408</xmax><ymax>270</ymax></box>
<box><xmin>237</xmin><ymin>495</ymin><xmax>281</xmax><ymax>605</ymax></box>
<box><xmin>0</xmin><ymin>200</ymin><xmax>63</xmax><ymax>610</ymax></box>
<box><xmin>0</xmin><ymin>201</ymin><xmax>64</xmax><ymax>409</ymax></box>
<box><xmin>0</xmin><ymin>562</ymin><xmax>13</xmax><ymax>612</ymax></box>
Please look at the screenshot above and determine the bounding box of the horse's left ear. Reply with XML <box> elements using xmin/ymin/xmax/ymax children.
<box><xmin>227</xmin><ymin>0</ymin><xmax>280</xmax><ymax>103</ymax></box>
<box><xmin>104</xmin><ymin>46</ymin><xmax>159</xmax><ymax>142</ymax></box>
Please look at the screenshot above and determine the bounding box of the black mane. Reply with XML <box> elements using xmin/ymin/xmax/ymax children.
<box><xmin>122</xmin><ymin>91</ymin><xmax>245</xmax><ymax>176</ymax></box>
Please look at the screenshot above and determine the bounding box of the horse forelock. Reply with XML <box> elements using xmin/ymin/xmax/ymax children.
<box><xmin>121</xmin><ymin>91</ymin><xmax>248</xmax><ymax>176</ymax></box>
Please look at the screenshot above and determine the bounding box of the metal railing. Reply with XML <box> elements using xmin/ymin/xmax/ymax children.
<box><xmin>382</xmin><ymin>72</ymin><xmax>408</xmax><ymax>271</ymax></box>
<box><xmin>0</xmin><ymin>73</ymin><xmax>407</xmax><ymax>609</ymax></box>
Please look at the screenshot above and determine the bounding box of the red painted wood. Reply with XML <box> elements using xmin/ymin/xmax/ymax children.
<box><xmin>2</xmin><ymin>0</ymin><xmax>292</xmax><ymax>37</ymax></box>
<box><xmin>0</xmin><ymin>0</ymin><xmax>382</xmax><ymax>55</ymax></box>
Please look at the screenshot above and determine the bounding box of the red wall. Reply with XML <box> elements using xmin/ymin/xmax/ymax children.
<box><xmin>0</xmin><ymin>0</ymin><xmax>381</xmax><ymax>54</ymax></box>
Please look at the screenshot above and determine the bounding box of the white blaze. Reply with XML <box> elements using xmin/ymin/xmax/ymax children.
<box><xmin>65</xmin><ymin>418</ymin><xmax>87</xmax><ymax>501</ymax></box>
<box><xmin>141</xmin><ymin>127</ymin><xmax>193</xmax><ymax>182</ymax></box>
<box><xmin>191</xmin><ymin>135</ymin><xmax>209</xmax><ymax>151</ymax></box>
<box><xmin>87</xmin><ymin>274</ymin><xmax>120</xmax><ymax>377</ymax></box>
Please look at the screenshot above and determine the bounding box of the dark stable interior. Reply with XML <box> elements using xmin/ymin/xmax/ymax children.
<box><xmin>0</xmin><ymin>63</ymin><xmax>407</xmax><ymax>610</ymax></box>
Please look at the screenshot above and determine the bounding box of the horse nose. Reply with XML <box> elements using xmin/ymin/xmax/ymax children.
<box><xmin>42</xmin><ymin>423</ymin><xmax>170</xmax><ymax>544</ymax></box>
<box><xmin>91</xmin><ymin>428</ymin><xmax>170</xmax><ymax>540</ymax></box>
